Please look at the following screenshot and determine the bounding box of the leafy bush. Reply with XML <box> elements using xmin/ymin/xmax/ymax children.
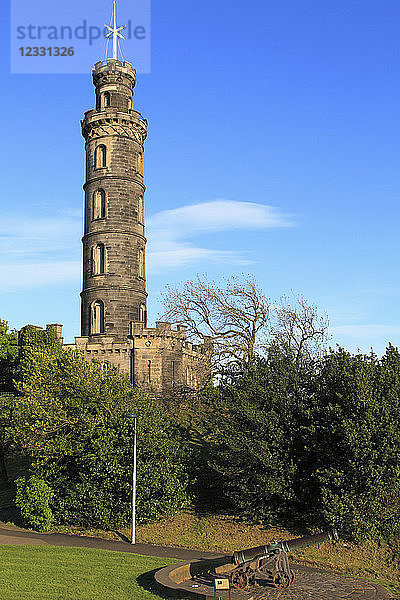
<box><xmin>39</xmin><ymin>410</ymin><xmax>190</xmax><ymax>528</ymax></box>
<box><xmin>14</xmin><ymin>336</ymin><xmax>189</xmax><ymax>528</ymax></box>
<box><xmin>15</xmin><ymin>476</ymin><xmax>53</xmax><ymax>531</ymax></box>
<box><xmin>296</xmin><ymin>345</ymin><xmax>400</xmax><ymax>541</ymax></box>
<box><xmin>201</xmin><ymin>345</ymin><xmax>400</xmax><ymax>541</ymax></box>
<box><xmin>200</xmin><ymin>348</ymin><xmax>304</xmax><ymax>523</ymax></box>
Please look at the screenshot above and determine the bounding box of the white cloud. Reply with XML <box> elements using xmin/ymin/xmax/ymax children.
<box><xmin>0</xmin><ymin>200</ymin><xmax>292</xmax><ymax>287</ymax></box>
<box><xmin>0</xmin><ymin>212</ymin><xmax>82</xmax><ymax>290</ymax></box>
<box><xmin>0</xmin><ymin>215</ymin><xmax>81</xmax><ymax>257</ymax></box>
<box><xmin>148</xmin><ymin>245</ymin><xmax>253</xmax><ymax>271</ymax></box>
<box><xmin>0</xmin><ymin>261</ymin><xmax>81</xmax><ymax>291</ymax></box>
<box><xmin>147</xmin><ymin>199</ymin><xmax>292</xmax><ymax>270</ymax></box>
<box><xmin>149</xmin><ymin>199</ymin><xmax>292</xmax><ymax>237</ymax></box>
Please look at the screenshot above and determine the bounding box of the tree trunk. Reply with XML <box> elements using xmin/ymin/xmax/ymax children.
<box><xmin>0</xmin><ymin>450</ymin><xmax>9</xmax><ymax>482</ymax></box>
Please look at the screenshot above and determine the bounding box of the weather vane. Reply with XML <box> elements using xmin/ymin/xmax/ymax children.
<box><xmin>105</xmin><ymin>1</ymin><xmax>126</xmax><ymax>60</ymax></box>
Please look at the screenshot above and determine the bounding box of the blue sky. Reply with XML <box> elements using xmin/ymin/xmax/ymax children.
<box><xmin>2</xmin><ymin>0</ymin><xmax>400</xmax><ymax>355</ymax></box>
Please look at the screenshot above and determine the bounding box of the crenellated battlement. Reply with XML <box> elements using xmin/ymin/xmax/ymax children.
<box><xmin>131</xmin><ymin>320</ymin><xmax>186</xmax><ymax>338</ymax></box>
<box><xmin>93</xmin><ymin>59</ymin><xmax>136</xmax><ymax>78</ymax></box>
<box><xmin>66</xmin><ymin>318</ymin><xmax>210</xmax><ymax>396</ymax></box>
<box><xmin>91</xmin><ymin>59</ymin><xmax>137</xmax><ymax>115</ymax></box>
<box><xmin>92</xmin><ymin>60</ymin><xmax>136</xmax><ymax>93</ymax></box>
<box><xmin>130</xmin><ymin>321</ymin><xmax>210</xmax><ymax>356</ymax></box>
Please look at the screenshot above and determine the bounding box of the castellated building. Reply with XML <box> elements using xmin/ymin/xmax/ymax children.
<box><xmin>43</xmin><ymin>58</ymin><xmax>209</xmax><ymax>396</ymax></box>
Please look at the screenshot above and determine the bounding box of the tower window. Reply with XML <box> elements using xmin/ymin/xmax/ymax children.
<box><xmin>91</xmin><ymin>300</ymin><xmax>105</xmax><ymax>334</ymax></box>
<box><xmin>138</xmin><ymin>248</ymin><xmax>145</xmax><ymax>278</ymax></box>
<box><xmin>104</xmin><ymin>92</ymin><xmax>110</xmax><ymax>108</ymax></box>
<box><xmin>92</xmin><ymin>243</ymin><xmax>105</xmax><ymax>275</ymax></box>
<box><xmin>139</xmin><ymin>304</ymin><xmax>146</xmax><ymax>324</ymax></box>
<box><xmin>147</xmin><ymin>360</ymin><xmax>151</xmax><ymax>383</ymax></box>
<box><xmin>95</xmin><ymin>145</ymin><xmax>107</xmax><ymax>168</ymax></box>
<box><xmin>92</xmin><ymin>189</ymin><xmax>106</xmax><ymax>219</ymax></box>
<box><xmin>171</xmin><ymin>361</ymin><xmax>175</xmax><ymax>386</ymax></box>
<box><xmin>137</xmin><ymin>153</ymin><xmax>143</xmax><ymax>174</ymax></box>
<box><xmin>138</xmin><ymin>196</ymin><xmax>144</xmax><ymax>223</ymax></box>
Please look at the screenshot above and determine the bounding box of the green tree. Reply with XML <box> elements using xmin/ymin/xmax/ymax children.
<box><xmin>14</xmin><ymin>330</ymin><xmax>189</xmax><ymax>527</ymax></box>
<box><xmin>199</xmin><ymin>344</ymin><xmax>400</xmax><ymax>541</ymax></box>
<box><xmin>297</xmin><ymin>345</ymin><xmax>400</xmax><ymax>540</ymax></box>
<box><xmin>0</xmin><ymin>319</ymin><xmax>19</xmax><ymax>481</ymax></box>
<box><xmin>0</xmin><ymin>319</ymin><xmax>19</xmax><ymax>392</ymax></box>
<box><xmin>0</xmin><ymin>394</ymin><xmax>16</xmax><ymax>482</ymax></box>
<box><xmin>15</xmin><ymin>476</ymin><xmax>54</xmax><ymax>531</ymax></box>
<box><xmin>199</xmin><ymin>348</ymin><xmax>306</xmax><ymax>522</ymax></box>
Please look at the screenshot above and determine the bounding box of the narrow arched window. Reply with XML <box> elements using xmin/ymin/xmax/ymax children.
<box><xmin>186</xmin><ymin>366</ymin><xmax>190</xmax><ymax>385</ymax></box>
<box><xmin>138</xmin><ymin>248</ymin><xmax>145</xmax><ymax>278</ymax></box>
<box><xmin>92</xmin><ymin>243</ymin><xmax>105</xmax><ymax>275</ymax></box>
<box><xmin>138</xmin><ymin>196</ymin><xmax>144</xmax><ymax>223</ymax></box>
<box><xmin>171</xmin><ymin>361</ymin><xmax>175</xmax><ymax>386</ymax></box>
<box><xmin>147</xmin><ymin>360</ymin><xmax>151</xmax><ymax>383</ymax></box>
<box><xmin>95</xmin><ymin>145</ymin><xmax>107</xmax><ymax>168</ymax></box>
<box><xmin>91</xmin><ymin>300</ymin><xmax>105</xmax><ymax>334</ymax></box>
<box><xmin>104</xmin><ymin>92</ymin><xmax>110</xmax><ymax>108</ymax></box>
<box><xmin>137</xmin><ymin>153</ymin><xmax>143</xmax><ymax>174</ymax></box>
<box><xmin>92</xmin><ymin>189</ymin><xmax>106</xmax><ymax>220</ymax></box>
<box><xmin>128</xmin><ymin>98</ymin><xmax>133</xmax><ymax>110</ymax></box>
<box><xmin>139</xmin><ymin>304</ymin><xmax>146</xmax><ymax>322</ymax></box>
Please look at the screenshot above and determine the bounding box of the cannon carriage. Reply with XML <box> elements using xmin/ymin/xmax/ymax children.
<box><xmin>225</xmin><ymin>529</ymin><xmax>339</xmax><ymax>590</ymax></box>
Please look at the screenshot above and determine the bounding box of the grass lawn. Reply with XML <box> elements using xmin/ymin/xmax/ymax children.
<box><xmin>0</xmin><ymin>545</ymin><xmax>173</xmax><ymax>600</ymax></box>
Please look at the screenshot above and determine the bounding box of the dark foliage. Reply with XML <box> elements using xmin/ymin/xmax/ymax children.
<box><xmin>200</xmin><ymin>345</ymin><xmax>400</xmax><ymax>541</ymax></box>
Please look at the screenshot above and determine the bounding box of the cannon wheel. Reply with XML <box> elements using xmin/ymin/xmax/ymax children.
<box><xmin>231</xmin><ymin>568</ymin><xmax>249</xmax><ymax>590</ymax></box>
<box><xmin>273</xmin><ymin>570</ymin><xmax>292</xmax><ymax>589</ymax></box>
<box><xmin>247</xmin><ymin>569</ymin><xmax>256</xmax><ymax>587</ymax></box>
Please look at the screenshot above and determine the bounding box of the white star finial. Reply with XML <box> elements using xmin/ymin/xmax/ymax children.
<box><xmin>105</xmin><ymin>1</ymin><xmax>126</xmax><ymax>60</ymax></box>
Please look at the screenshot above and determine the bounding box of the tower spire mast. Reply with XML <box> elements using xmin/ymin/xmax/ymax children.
<box><xmin>105</xmin><ymin>1</ymin><xmax>126</xmax><ymax>60</ymax></box>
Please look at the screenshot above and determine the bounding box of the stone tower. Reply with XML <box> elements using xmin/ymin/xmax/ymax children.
<box><xmin>80</xmin><ymin>59</ymin><xmax>148</xmax><ymax>341</ymax></box>
<box><xmin>55</xmin><ymin>10</ymin><xmax>211</xmax><ymax>395</ymax></box>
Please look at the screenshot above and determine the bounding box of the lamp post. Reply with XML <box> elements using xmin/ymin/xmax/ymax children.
<box><xmin>127</xmin><ymin>412</ymin><xmax>137</xmax><ymax>544</ymax></box>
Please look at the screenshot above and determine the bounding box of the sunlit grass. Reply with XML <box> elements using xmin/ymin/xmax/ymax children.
<box><xmin>0</xmin><ymin>545</ymin><xmax>173</xmax><ymax>600</ymax></box>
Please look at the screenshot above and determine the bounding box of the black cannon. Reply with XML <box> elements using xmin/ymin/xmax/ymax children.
<box><xmin>228</xmin><ymin>529</ymin><xmax>339</xmax><ymax>590</ymax></box>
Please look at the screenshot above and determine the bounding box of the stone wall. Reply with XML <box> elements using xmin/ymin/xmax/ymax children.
<box><xmin>61</xmin><ymin>321</ymin><xmax>210</xmax><ymax>397</ymax></box>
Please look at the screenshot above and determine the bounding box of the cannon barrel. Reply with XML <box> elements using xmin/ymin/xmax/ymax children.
<box><xmin>232</xmin><ymin>529</ymin><xmax>338</xmax><ymax>565</ymax></box>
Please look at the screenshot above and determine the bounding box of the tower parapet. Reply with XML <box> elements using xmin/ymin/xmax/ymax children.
<box><xmin>92</xmin><ymin>59</ymin><xmax>136</xmax><ymax>113</ymax></box>
<box><xmin>71</xmin><ymin>320</ymin><xmax>210</xmax><ymax>397</ymax></box>
<box><xmin>129</xmin><ymin>322</ymin><xmax>211</xmax><ymax>394</ymax></box>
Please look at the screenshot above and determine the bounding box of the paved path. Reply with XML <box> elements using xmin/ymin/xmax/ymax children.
<box><xmin>0</xmin><ymin>524</ymin><xmax>219</xmax><ymax>561</ymax></box>
<box><xmin>157</xmin><ymin>560</ymin><xmax>395</xmax><ymax>600</ymax></box>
